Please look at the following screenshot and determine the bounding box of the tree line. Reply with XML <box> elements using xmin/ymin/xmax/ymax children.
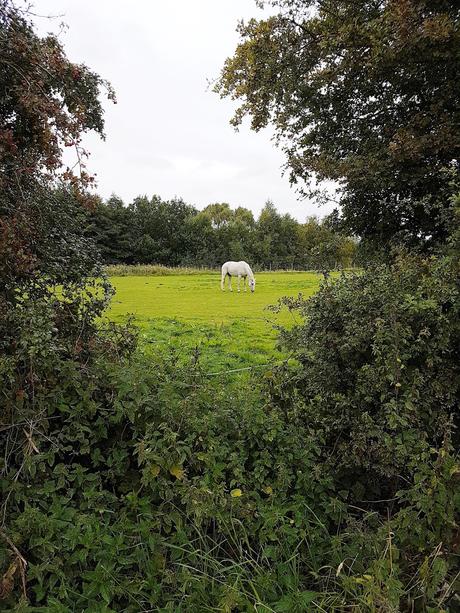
<box><xmin>87</xmin><ymin>194</ymin><xmax>358</xmax><ymax>270</ymax></box>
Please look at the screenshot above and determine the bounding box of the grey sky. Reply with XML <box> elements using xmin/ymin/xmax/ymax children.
<box><xmin>33</xmin><ymin>0</ymin><xmax>332</xmax><ymax>221</ymax></box>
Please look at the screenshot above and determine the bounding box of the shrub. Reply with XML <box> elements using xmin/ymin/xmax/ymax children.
<box><xmin>2</xmin><ymin>292</ymin><xmax>459</xmax><ymax>610</ymax></box>
<box><xmin>269</xmin><ymin>244</ymin><xmax>460</xmax><ymax>609</ymax></box>
<box><xmin>0</xmin><ymin>339</ymin><xmax>340</xmax><ymax>610</ymax></box>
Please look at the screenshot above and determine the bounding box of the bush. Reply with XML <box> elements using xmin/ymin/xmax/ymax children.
<box><xmin>0</xmin><ymin>335</ymin><xmax>342</xmax><ymax>610</ymax></box>
<box><xmin>2</xmin><ymin>194</ymin><xmax>458</xmax><ymax>611</ymax></box>
<box><xmin>275</xmin><ymin>254</ymin><xmax>459</xmax><ymax>491</ymax></box>
<box><xmin>269</xmin><ymin>247</ymin><xmax>460</xmax><ymax>609</ymax></box>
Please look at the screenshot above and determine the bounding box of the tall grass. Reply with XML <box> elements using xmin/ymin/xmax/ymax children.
<box><xmin>105</xmin><ymin>264</ymin><xmax>360</xmax><ymax>277</ymax></box>
<box><xmin>105</xmin><ymin>263</ymin><xmax>218</xmax><ymax>276</ymax></box>
<box><xmin>153</xmin><ymin>512</ymin><xmax>346</xmax><ymax>612</ymax></box>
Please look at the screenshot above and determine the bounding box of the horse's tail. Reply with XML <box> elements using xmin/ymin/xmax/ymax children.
<box><xmin>221</xmin><ymin>263</ymin><xmax>228</xmax><ymax>290</ymax></box>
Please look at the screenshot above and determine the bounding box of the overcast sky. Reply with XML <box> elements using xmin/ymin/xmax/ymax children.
<box><xmin>33</xmin><ymin>0</ymin><xmax>332</xmax><ymax>221</ymax></box>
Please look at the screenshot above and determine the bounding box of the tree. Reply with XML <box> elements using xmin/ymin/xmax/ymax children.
<box><xmin>0</xmin><ymin>0</ymin><xmax>115</xmax><ymax>298</ymax></box>
<box><xmin>295</xmin><ymin>215</ymin><xmax>356</xmax><ymax>269</ymax></box>
<box><xmin>227</xmin><ymin>206</ymin><xmax>256</xmax><ymax>262</ymax></box>
<box><xmin>197</xmin><ymin>203</ymin><xmax>245</xmax><ymax>265</ymax></box>
<box><xmin>216</xmin><ymin>0</ymin><xmax>460</xmax><ymax>247</ymax></box>
<box><xmin>86</xmin><ymin>194</ymin><xmax>136</xmax><ymax>263</ymax></box>
<box><xmin>0</xmin><ymin>0</ymin><xmax>118</xmax><ymax>576</ymax></box>
<box><xmin>127</xmin><ymin>195</ymin><xmax>198</xmax><ymax>265</ymax></box>
<box><xmin>85</xmin><ymin>190</ymin><xmax>358</xmax><ymax>269</ymax></box>
<box><xmin>255</xmin><ymin>200</ymin><xmax>298</xmax><ymax>268</ymax></box>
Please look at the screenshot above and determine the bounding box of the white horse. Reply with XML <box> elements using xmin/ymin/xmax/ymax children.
<box><xmin>221</xmin><ymin>261</ymin><xmax>256</xmax><ymax>293</ymax></box>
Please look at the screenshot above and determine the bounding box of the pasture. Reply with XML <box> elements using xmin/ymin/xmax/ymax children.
<box><xmin>108</xmin><ymin>271</ymin><xmax>325</xmax><ymax>372</ymax></box>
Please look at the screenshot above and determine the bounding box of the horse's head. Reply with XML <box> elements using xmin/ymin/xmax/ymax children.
<box><xmin>249</xmin><ymin>278</ymin><xmax>256</xmax><ymax>293</ymax></box>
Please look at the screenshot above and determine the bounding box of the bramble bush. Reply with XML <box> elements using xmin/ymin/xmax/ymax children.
<box><xmin>268</xmin><ymin>205</ymin><xmax>460</xmax><ymax>610</ymax></box>
<box><xmin>1</xmin><ymin>196</ymin><xmax>459</xmax><ymax>610</ymax></box>
<box><xmin>1</xmin><ymin>322</ymin><xmax>346</xmax><ymax>611</ymax></box>
<box><xmin>274</xmin><ymin>254</ymin><xmax>459</xmax><ymax>498</ymax></box>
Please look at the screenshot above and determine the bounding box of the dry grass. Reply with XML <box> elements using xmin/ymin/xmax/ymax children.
<box><xmin>104</xmin><ymin>264</ymin><xmax>218</xmax><ymax>276</ymax></box>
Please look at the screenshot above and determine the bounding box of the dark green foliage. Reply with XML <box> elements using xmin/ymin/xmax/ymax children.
<box><xmin>274</xmin><ymin>254</ymin><xmax>460</xmax><ymax>497</ymax></box>
<box><xmin>86</xmin><ymin>195</ymin><xmax>136</xmax><ymax>264</ymax></box>
<box><xmin>0</xmin><ymin>0</ymin><xmax>114</xmax><ymax>295</ymax></box>
<box><xmin>86</xmin><ymin>195</ymin><xmax>358</xmax><ymax>270</ymax></box>
<box><xmin>216</xmin><ymin>0</ymin><xmax>460</xmax><ymax>247</ymax></box>
<box><xmin>2</xmin><ymin>199</ymin><xmax>459</xmax><ymax>609</ymax></box>
<box><xmin>0</xmin><ymin>330</ymin><xmax>332</xmax><ymax>610</ymax></box>
<box><xmin>129</xmin><ymin>195</ymin><xmax>199</xmax><ymax>265</ymax></box>
<box><xmin>266</xmin><ymin>237</ymin><xmax>460</xmax><ymax>608</ymax></box>
<box><xmin>2</xmin><ymin>281</ymin><xmax>459</xmax><ymax>609</ymax></box>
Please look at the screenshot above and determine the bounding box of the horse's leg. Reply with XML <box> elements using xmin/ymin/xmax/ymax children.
<box><xmin>221</xmin><ymin>271</ymin><xmax>225</xmax><ymax>290</ymax></box>
<box><xmin>243</xmin><ymin>276</ymin><xmax>247</xmax><ymax>292</ymax></box>
<box><xmin>237</xmin><ymin>275</ymin><xmax>241</xmax><ymax>292</ymax></box>
<box><xmin>228</xmin><ymin>275</ymin><xmax>232</xmax><ymax>292</ymax></box>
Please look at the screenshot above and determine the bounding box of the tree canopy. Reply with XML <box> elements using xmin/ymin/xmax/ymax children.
<box><xmin>86</xmin><ymin>194</ymin><xmax>358</xmax><ymax>270</ymax></box>
<box><xmin>216</xmin><ymin>0</ymin><xmax>460</xmax><ymax>246</ymax></box>
<box><xmin>0</xmin><ymin>0</ymin><xmax>114</xmax><ymax>186</ymax></box>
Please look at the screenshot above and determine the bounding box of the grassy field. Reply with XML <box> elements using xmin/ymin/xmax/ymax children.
<box><xmin>107</xmin><ymin>271</ymin><xmax>325</xmax><ymax>372</ymax></box>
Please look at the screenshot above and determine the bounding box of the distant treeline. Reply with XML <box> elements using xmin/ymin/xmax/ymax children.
<box><xmin>87</xmin><ymin>194</ymin><xmax>359</xmax><ymax>270</ymax></box>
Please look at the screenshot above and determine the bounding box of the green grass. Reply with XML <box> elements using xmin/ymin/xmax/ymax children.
<box><xmin>107</xmin><ymin>272</ymin><xmax>324</xmax><ymax>372</ymax></box>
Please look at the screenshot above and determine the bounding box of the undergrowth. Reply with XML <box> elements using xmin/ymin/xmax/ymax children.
<box><xmin>1</xmin><ymin>246</ymin><xmax>459</xmax><ymax>611</ymax></box>
<box><xmin>105</xmin><ymin>264</ymin><xmax>359</xmax><ymax>277</ymax></box>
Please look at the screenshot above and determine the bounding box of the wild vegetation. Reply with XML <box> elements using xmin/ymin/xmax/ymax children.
<box><xmin>1</xmin><ymin>0</ymin><xmax>459</xmax><ymax>611</ymax></box>
<box><xmin>105</xmin><ymin>264</ymin><xmax>217</xmax><ymax>276</ymax></box>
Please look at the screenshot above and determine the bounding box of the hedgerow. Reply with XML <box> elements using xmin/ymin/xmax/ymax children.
<box><xmin>268</xmin><ymin>225</ymin><xmax>460</xmax><ymax>609</ymax></box>
<box><xmin>2</xmin><ymin>242</ymin><xmax>459</xmax><ymax>610</ymax></box>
